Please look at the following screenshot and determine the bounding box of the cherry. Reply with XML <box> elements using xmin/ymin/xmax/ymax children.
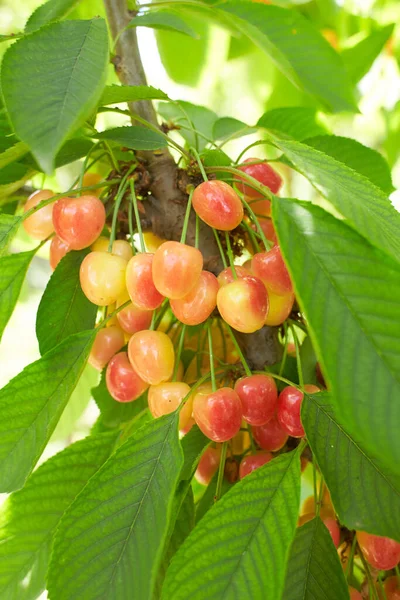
<box><xmin>239</xmin><ymin>451</ymin><xmax>273</xmax><ymax>479</ymax></box>
<box><xmin>217</xmin><ymin>265</ymin><xmax>250</xmax><ymax>287</ymax></box>
<box><xmin>49</xmin><ymin>235</ymin><xmax>70</xmax><ymax>270</ymax></box>
<box><xmin>152</xmin><ymin>241</ymin><xmax>203</xmax><ymax>299</ymax></box>
<box><xmin>217</xmin><ymin>275</ymin><xmax>268</xmax><ymax>333</ymax></box>
<box><xmin>323</xmin><ymin>517</ymin><xmax>340</xmax><ymax>548</ymax></box>
<box><xmin>23</xmin><ymin>189</ymin><xmax>55</xmax><ymax>240</ymax></box>
<box><xmin>248</xmin><ymin>198</ymin><xmax>271</xmax><ymax>218</ymax></box>
<box><xmin>80</xmin><ymin>251</ymin><xmax>127</xmax><ymax>306</ymax></box>
<box><xmin>301</xmin><ymin>490</ymin><xmax>334</xmax><ymax>519</ymax></box>
<box><xmin>192</xmin><ymin>180</ymin><xmax>244</xmax><ymax>231</ymax></box>
<box><xmin>231</xmin><ymin>427</ymin><xmax>251</xmax><ymax>455</ymax></box>
<box><xmin>237</xmin><ymin>158</ymin><xmax>282</xmax><ymax>198</ymax></box>
<box><xmin>128</xmin><ymin>330</ymin><xmax>175</xmax><ymax>385</ymax></box>
<box><xmin>170</xmin><ymin>270</ymin><xmax>218</xmax><ymax>325</ymax></box>
<box><xmin>234</xmin><ymin>374</ymin><xmax>278</xmax><ymax>426</ymax></box>
<box><xmin>80</xmin><ymin>172</ymin><xmax>103</xmax><ymax>196</ymax></box>
<box><xmin>252</xmin><ymin>414</ymin><xmax>288</xmax><ymax>451</ymax></box>
<box><xmin>193</xmin><ymin>387</ymin><xmax>242</xmax><ymax>442</ymax></box>
<box><xmin>126</xmin><ymin>253</ymin><xmax>164</xmax><ymax>311</ymax></box>
<box><xmin>106</xmin><ymin>351</ymin><xmax>148</xmax><ymax>402</ymax></box>
<box><xmin>88</xmin><ymin>325</ymin><xmax>125</xmax><ymax>371</ymax></box>
<box><xmin>116</xmin><ymin>291</ymin><xmax>153</xmax><ymax>335</ymax></box>
<box><xmin>92</xmin><ymin>236</ymin><xmax>133</xmax><ymax>262</ymax></box>
<box><xmin>277</xmin><ymin>384</ymin><xmax>319</xmax><ymax>438</ymax></box>
<box><xmin>384</xmin><ymin>576</ymin><xmax>400</xmax><ymax>599</ymax></box>
<box><xmin>195</xmin><ymin>447</ymin><xmax>221</xmax><ymax>485</ymax></box>
<box><xmin>52</xmin><ymin>195</ymin><xmax>106</xmax><ymax>250</ymax></box>
<box><xmin>264</xmin><ymin>290</ymin><xmax>294</xmax><ymax>326</ymax></box>
<box><xmin>252</xmin><ymin>246</ymin><xmax>293</xmax><ymax>296</ymax></box>
<box><xmin>252</xmin><ymin>219</ymin><xmax>277</xmax><ymax>245</ymax></box>
<box><xmin>349</xmin><ymin>588</ymin><xmax>362</xmax><ymax>600</ymax></box>
<box><xmin>148</xmin><ymin>381</ymin><xmax>192</xmax><ymax>428</ymax></box>
<box><xmin>143</xmin><ymin>231</ymin><xmax>166</xmax><ymax>253</ymax></box>
<box><xmin>356</xmin><ymin>531</ymin><xmax>400</xmax><ymax>570</ymax></box>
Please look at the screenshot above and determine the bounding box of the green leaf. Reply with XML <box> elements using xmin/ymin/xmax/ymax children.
<box><xmin>158</xmin><ymin>101</ymin><xmax>218</xmax><ymax>150</ymax></box>
<box><xmin>341</xmin><ymin>24</ymin><xmax>394</xmax><ymax>83</ymax></box>
<box><xmin>0</xmin><ymin>163</ymin><xmax>30</xmax><ymax>186</ymax></box>
<box><xmin>258</xmin><ymin>107</ymin><xmax>327</xmax><ymax>141</ymax></box>
<box><xmin>200</xmin><ymin>148</ymin><xmax>232</xmax><ymax>182</ymax></box>
<box><xmin>299</xmin><ymin>335</ymin><xmax>318</xmax><ymax>386</ymax></box>
<box><xmin>273</xmin><ymin>199</ymin><xmax>400</xmax><ymax>475</ymax></box>
<box><xmin>95</xmin><ymin>126</ymin><xmax>167</xmax><ymax>151</ymax></box>
<box><xmin>0</xmin><ymin>329</ymin><xmax>95</xmax><ymax>492</ymax></box>
<box><xmin>304</xmin><ymin>135</ymin><xmax>394</xmax><ymax>194</ymax></box>
<box><xmin>0</xmin><ymin>431</ymin><xmax>118</xmax><ymax>600</ymax></box>
<box><xmin>283</xmin><ymin>517</ymin><xmax>349</xmax><ymax>600</ymax></box>
<box><xmin>25</xmin><ymin>0</ymin><xmax>80</xmax><ymax>33</ymax></box>
<box><xmin>195</xmin><ymin>470</ymin><xmax>233</xmax><ymax>523</ymax></box>
<box><xmin>36</xmin><ymin>249</ymin><xmax>97</xmax><ymax>355</ymax></box>
<box><xmin>213</xmin><ymin>117</ymin><xmax>255</xmax><ymax>141</ymax></box>
<box><xmin>127</xmin><ymin>10</ymin><xmax>198</xmax><ymax>38</ymax></box>
<box><xmin>92</xmin><ymin>369</ymin><xmax>148</xmax><ymax>429</ymax></box>
<box><xmin>302</xmin><ymin>392</ymin><xmax>400</xmax><ymax>540</ymax></box>
<box><xmin>163</xmin><ymin>449</ymin><xmax>301</xmax><ymax>600</ymax></box>
<box><xmin>0</xmin><ymin>215</ymin><xmax>21</xmax><ymax>256</ymax></box>
<box><xmin>272</xmin><ymin>137</ymin><xmax>400</xmax><ymax>262</ymax></box>
<box><xmin>218</xmin><ymin>3</ymin><xmax>356</xmax><ymax>112</ymax></box>
<box><xmin>48</xmin><ymin>413</ymin><xmax>183</xmax><ymax>600</ymax></box>
<box><xmin>0</xmin><ymin>249</ymin><xmax>36</xmax><ymax>342</ymax></box>
<box><xmin>99</xmin><ymin>84</ymin><xmax>168</xmax><ymax>106</ymax></box>
<box><xmin>22</xmin><ymin>137</ymin><xmax>94</xmax><ymax>171</ymax></box>
<box><xmin>0</xmin><ymin>141</ymin><xmax>29</xmax><ymax>170</ymax></box>
<box><xmin>180</xmin><ymin>425</ymin><xmax>209</xmax><ymax>481</ymax></box>
<box><xmin>1</xmin><ymin>19</ymin><xmax>109</xmax><ymax>173</ymax></box>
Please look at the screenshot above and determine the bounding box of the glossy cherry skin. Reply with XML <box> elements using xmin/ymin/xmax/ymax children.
<box><xmin>252</xmin><ymin>246</ymin><xmax>292</xmax><ymax>296</ymax></box>
<box><xmin>128</xmin><ymin>330</ymin><xmax>175</xmax><ymax>385</ymax></box>
<box><xmin>277</xmin><ymin>386</ymin><xmax>305</xmax><ymax>438</ymax></box>
<box><xmin>192</xmin><ymin>180</ymin><xmax>244</xmax><ymax>231</ymax></box>
<box><xmin>252</xmin><ymin>414</ymin><xmax>288</xmax><ymax>451</ymax></box>
<box><xmin>234</xmin><ymin>374</ymin><xmax>278</xmax><ymax>426</ymax></box>
<box><xmin>49</xmin><ymin>235</ymin><xmax>70</xmax><ymax>270</ymax></box>
<box><xmin>265</xmin><ymin>291</ymin><xmax>294</xmax><ymax>326</ymax></box>
<box><xmin>52</xmin><ymin>195</ymin><xmax>106</xmax><ymax>250</ymax></box>
<box><xmin>80</xmin><ymin>252</ymin><xmax>127</xmax><ymax>306</ymax></box>
<box><xmin>356</xmin><ymin>531</ymin><xmax>400</xmax><ymax>570</ymax></box>
<box><xmin>195</xmin><ymin>447</ymin><xmax>221</xmax><ymax>485</ymax></box>
<box><xmin>193</xmin><ymin>387</ymin><xmax>242</xmax><ymax>442</ymax></box>
<box><xmin>92</xmin><ymin>236</ymin><xmax>133</xmax><ymax>262</ymax></box>
<box><xmin>237</xmin><ymin>158</ymin><xmax>282</xmax><ymax>198</ymax></box>
<box><xmin>170</xmin><ymin>270</ymin><xmax>218</xmax><ymax>325</ymax></box>
<box><xmin>384</xmin><ymin>576</ymin><xmax>400</xmax><ymax>599</ymax></box>
<box><xmin>217</xmin><ymin>275</ymin><xmax>268</xmax><ymax>334</ymax></box>
<box><xmin>217</xmin><ymin>265</ymin><xmax>250</xmax><ymax>287</ymax></box>
<box><xmin>106</xmin><ymin>351</ymin><xmax>149</xmax><ymax>402</ymax></box>
<box><xmin>126</xmin><ymin>253</ymin><xmax>164</xmax><ymax>310</ymax></box>
<box><xmin>349</xmin><ymin>588</ymin><xmax>362</xmax><ymax>600</ymax></box>
<box><xmin>116</xmin><ymin>291</ymin><xmax>153</xmax><ymax>335</ymax></box>
<box><xmin>152</xmin><ymin>241</ymin><xmax>203</xmax><ymax>299</ymax></box>
<box><xmin>239</xmin><ymin>452</ymin><xmax>273</xmax><ymax>479</ymax></box>
<box><xmin>148</xmin><ymin>382</ymin><xmax>192</xmax><ymax>428</ymax></box>
<box><xmin>23</xmin><ymin>189</ymin><xmax>55</xmax><ymax>240</ymax></box>
<box><xmin>323</xmin><ymin>517</ymin><xmax>340</xmax><ymax>548</ymax></box>
<box><xmin>88</xmin><ymin>326</ymin><xmax>125</xmax><ymax>371</ymax></box>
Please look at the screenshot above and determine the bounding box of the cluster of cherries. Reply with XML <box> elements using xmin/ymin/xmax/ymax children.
<box><xmin>22</xmin><ymin>160</ymin><xmax>400</xmax><ymax>593</ymax></box>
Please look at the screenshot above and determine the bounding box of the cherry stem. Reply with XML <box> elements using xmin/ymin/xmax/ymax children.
<box><xmin>191</xmin><ymin>147</ymin><xmax>208</xmax><ymax>182</ymax></box>
<box><xmin>108</xmin><ymin>169</ymin><xmax>134</xmax><ymax>252</ymax></box>
<box><xmin>235</xmin><ymin>140</ymin><xmax>276</xmax><ymax>164</ymax></box>
<box><xmin>241</xmin><ymin>219</ymin><xmax>260</xmax><ymax>253</ymax></box>
<box><xmin>290</xmin><ymin>323</ymin><xmax>304</xmax><ymax>389</ymax></box>
<box><xmin>345</xmin><ymin>535</ymin><xmax>358</xmax><ymax>579</ymax></box>
<box><xmin>207</xmin><ymin>321</ymin><xmax>217</xmax><ymax>392</ymax></box>
<box><xmin>217</xmin><ymin>318</ymin><xmax>227</xmax><ymax>363</ymax></box>
<box><xmin>212</xmin><ymin>229</ymin><xmax>228</xmax><ymax>268</ymax></box>
<box><xmin>241</xmin><ymin>196</ymin><xmax>272</xmax><ymax>251</ymax></box>
<box><xmin>127</xmin><ymin>201</ymin><xmax>137</xmax><ymax>254</ymax></box>
<box><xmin>130</xmin><ymin>179</ymin><xmax>146</xmax><ymax>253</ymax></box>
<box><xmin>224</xmin><ymin>323</ymin><xmax>252</xmax><ymax>377</ymax></box>
<box><xmin>96</xmin><ymin>300</ymin><xmax>130</xmax><ymax>330</ymax></box>
<box><xmin>312</xmin><ymin>460</ymin><xmax>318</xmax><ymax>510</ymax></box>
<box><xmin>279</xmin><ymin>322</ymin><xmax>289</xmax><ymax>377</ymax></box>
<box><xmin>357</xmin><ymin>545</ymin><xmax>379</xmax><ymax>600</ymax></box>
<box><xmin>180</xmin><ymin>187</ymin><xmax>194</xmax><ymax>244</ymax></box>
<box><xmin>396</xmin><ymin>565</ymin><xmax>400</xmax><ymax>586</ymax></box>
<box><xmin>378</xmin><ymin>576</ymin><xmax>388</xmax><ymax>600</ymax></box>
<box><xmin>77</xmin><ymin>142</ymin><xmax>102</xmax><ymax>195</ymax></box>
<box><xmin>195</xmin><ymin>213</ymin><xmax>200</xmax><ymax>249</ymax></box>
<box><xmin>152</xmin><ymin>299</ymin><xmax>169</xmax><ymax>331</ymax></box>
<box><xmin>215</xmin><ymin>441</ymin><xmax>228</xmax><ymax>502</ymax></box>
<box><xmin>173</xmin><ymin>324</ymin><xmax>186</xmax><ymax>381</ymax></box>
<box><xmin>205</xmin><ymin>166</ymin><xmax>272</xmax><ymax>200</ymax></box>
<box><xmin>316</xmin><ymin>475</ymin><xmax>325</xmax><ymax>518</ymax></box>
<box><xmin>224</xmin><ymin>232</ymin><xmax>237</xmax><ymax>279</ymax></box>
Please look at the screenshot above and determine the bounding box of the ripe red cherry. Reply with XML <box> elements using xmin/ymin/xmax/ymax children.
<box><xmin>23</xmin><ymin>189</ymin><xmax>55</xmax><ymax>240</ymax></box>
<box><xmin>239</xmin><ymin>452</ymin><xmax>273</xmax><ymax>479</ymax></box>
<box><xmin>88</xmin><ymin>325</ymin><xmax>125</xmax><ymax>371</ymax></box>
<box><xmin>252</xmin><ymin>246</ymin><xmax>292</xmax><ymax>295</ymax></box>
<box><xmin>237</xmin><ymin>158</ymin><xmax>283</xmax><ymax>198</ymax></box>
<box><xmin>49</xmin><ymin>235</ymin><xmax>70</xmax><ymax>270</ymax></box>
<box><xmin>324</xmin><ymin>517</ymin><xmax>340</xmax><ymax>548</ymax></box>
<box><xmin>234</xmin><ymin>374</ymin><xmax>278</xmax><ymax>426</ymax></box>
<box><xmin>349</xmin><ymin>588</ymin><xmax>362</xmax><ymax>600</ymax></box>
<box><xmin>277</xmin><ymin>386</ymin><xmax>305</xmax><ymax>438</ymax></box>
<box><xmin>265</xmin><ymin>291</ymin><xmax>294</xmax><ymax>326</ymax></box>
<box><xmin>106</xmin><ymin>351</ymin><xmax>149</xmax><ymax>402</ymax></box>
<box><xmin>384</xmin><ymin>576</ymin><xmax>400</xmax><ymax>599</ymax></box>
<box><xmin>116</xmin><ymin>291</ymin><xmax>153</xmax><ymax>335</ymax></box>
<box><xmin>217</xmin><ymin>275</ymin><xmax>268</xmax><ymax>333</ymax></box>
<box><xmin>192</xmin><ymin>180</ymin><xmax>244</xmax><ymax>231</ymax></box>
<box><xmin>52</xmin><ymin>195</ymin><xmax>106</xmax><ymax>250</ymax></box>
<box><xmin>195</xmin><ymin>447</ymin><xmax>221</xmax><ymax>485</ymax></box>
<box><xmin>252</xmin><ymin>219</ymin><xmax>277</xmax><ymax>245</ymax></box>
<box><xmin>152</xmin><ymin>241</ymin><xmax>203</xmax><ymax>299</ymax></box>
<box><xmin>125</xmin><ymin>253</ymin><xmax>164</xmax><ymax>310</ymax></box>
<box><xmin>252</xmin><ymin>413</ymin><xmax>289</xmax><ymax>451</ymax></box>
<box><xmin>193</xmin><ymin>387</ymin><xmax>242</xmax><ymax>442</ymax></box>
<box><xmin>170</xmin><ymin>270</ymin><xmax>218</xmax><ymax>325</ymax></box>
<box><xmin>356</xmin><ymin>531</ymin><xmax>400</xmax><ymax>570</ymax></box>
<box><xmin>217</xmin><ymin>265</ymin><xmax>250</xmax><ymax>287</ymax></box>
<box><xmin>80</xmin><ymin>251</ymin><xmax>127</xmax><ymax>306</ymax></box>
<box><xmin>148</xmin><ymin>382</ymin><xmax>192</xmax><ymax>428</ymax></box>
<box><xmin>128</xmin><ymin>330</ymin><xmax>175</xmax><ymax>385</ymax></box>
